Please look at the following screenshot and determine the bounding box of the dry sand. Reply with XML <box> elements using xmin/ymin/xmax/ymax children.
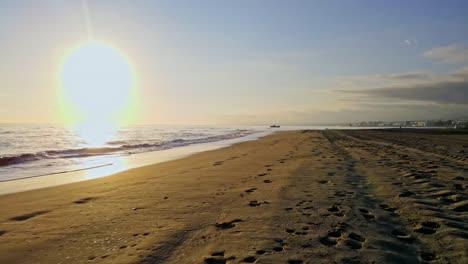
<box><xmin>0</xmin><ymin>130</ymin><xmax>467</xmax><ymax>264</ymax></box>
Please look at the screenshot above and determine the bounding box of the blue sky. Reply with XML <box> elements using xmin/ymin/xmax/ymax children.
<box><xmin>1</xmin><ymin>0</ymin><xmax>467</xmax><ymax>124</ymax></box>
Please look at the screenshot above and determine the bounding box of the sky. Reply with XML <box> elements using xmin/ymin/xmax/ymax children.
<box><xmin>0</xmin><ymin>0</ymin><xmax>467</xmax><ymax>125</ymax></box>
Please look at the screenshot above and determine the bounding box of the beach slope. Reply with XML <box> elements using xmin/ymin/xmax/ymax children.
<box><xmin>0</xmin><ymin>130</ymin><xmax>467</xmax><ymax>263</ymax></box>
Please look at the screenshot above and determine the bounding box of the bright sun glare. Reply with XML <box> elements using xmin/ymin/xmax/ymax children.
<box><xmin>59</xmin><ymin>41</ymin><xmax>134</xmax><ymax>146</ymax></box>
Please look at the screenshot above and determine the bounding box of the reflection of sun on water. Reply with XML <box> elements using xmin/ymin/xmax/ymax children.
<box><xmin>58</xmin><ymin>41</ymin><xmax>136</xmax><ymax>146</ymax></box>
<box><xmin>83</xmin><ymin>156</ymin><xmax>128</xmax><ymax>180</ymax></box>
<box><xmin>72</xmin><ymin>120</ymin><xmax>118</xmax><ymax>147</ymax></box>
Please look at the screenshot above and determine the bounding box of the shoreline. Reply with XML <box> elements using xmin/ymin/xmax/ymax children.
<box><xmin>0</xmin><ymin>126</ymin><xmax>390</xmax><ymax>195</ymax></box>
<box><xmin>0</xmin><ymin>129</ymin><xmax>466</xmax><ymax>263</ymax></box>
<box><xmin>0</xmin><ymin>130</ymin><xmax>273</xmax><ymax>195</ymax></box>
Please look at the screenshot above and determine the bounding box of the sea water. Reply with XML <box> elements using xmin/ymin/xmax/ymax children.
<box><xmin>0</xmin><ymin>124</ymin><xmax>262</xmax><ymax>182</ymax></box>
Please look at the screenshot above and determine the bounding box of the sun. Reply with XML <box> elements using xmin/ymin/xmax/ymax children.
<box><xmin>59</xmin><ymin>41</ymin><xmax>134</xmax><ymax>123</ymax></box>
<box><xmin>58</xmin><ymin>41</ymin><xmax>135</xmax><ymax>145</ymax></box>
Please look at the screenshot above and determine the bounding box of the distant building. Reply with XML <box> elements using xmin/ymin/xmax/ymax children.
<box><xmin>413</xmin><ymin>121</ymin><xmax>426</xmax><ymax>127</ymax></box>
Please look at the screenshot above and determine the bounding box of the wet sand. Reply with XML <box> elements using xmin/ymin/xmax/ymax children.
<box><xmin>0</xmin><ymin>130</ymin><xmax>467</xmax><ymax>263</ymax></box>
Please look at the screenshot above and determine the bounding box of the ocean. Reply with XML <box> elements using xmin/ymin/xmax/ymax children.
<box><xmin>0</xmin><ymin>124</ymin><xmax>264</xmax><ymax>182</ymax></box>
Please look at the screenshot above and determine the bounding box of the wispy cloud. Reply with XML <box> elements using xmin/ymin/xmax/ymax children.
<box><xmin>404</xmin><ymin>39</ymin><xmax>417</xmax><ymax>46</ymax></box>
<box><xmin>449</xmin><ymin>67</ymin><xmax>468</xmax><ymax>80</ymax></box>
<box><xmin>217</xmin><ymin>103</ymin><xmax>468</xmax><ymax>124</ymax></box>
<box><xmin>339</xmin><ymin>82</ymin><xmax>468</xmax><ymax>104</ymax></box>
<box><xmin>423</xmin><ymin>44</ymin><xmax>468</xmax><ymax>64</ymax></box>
<box><xmin>331</xmin><ymin>72</ymin><xmax>433</xmax><ymax>91</ymax></box>
<box><xmin>362</xmin><ymin>72</ymin><xmax>430</xmax><ymax>81</ymax></box>
<box><xmin>336</xmin><ymin>67</ymin><xmax>468</xmax><ymax>105</ymax></box>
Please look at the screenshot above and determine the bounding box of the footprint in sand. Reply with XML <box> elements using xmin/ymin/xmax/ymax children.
<box><xmin>317</xmin><ymin>180</ymin><xmax>331</xmax><ymax>184</ymax></box>
<box><xmin>327</xmin><ymin>204</ymin><xmax>340</xmax><ymax>212</ymax></box>
<box><xmin>391</xmin><ymin>229</ymin><xmax>415</xmax><ymax>243</ymax></box>
<box><xmin>398</xmin><ymin>190</ymin><xmax>415</xmax><ymax>197</ymax></box>
<box><xmin>73</xmin><ymin>197</ymin><xmax>96</xmax><ymax>204</ymax></box>
<box><xmin>344</xmin><ymin>232</ymin><xmax>366</xmax><ymax>250</ymax></box>
<box><xmin>420</xmin><ymin>252</ymin><xmax>437</xmax><ymax>262</ymax></box>
<box><xmin>244</xmin><ymin>188</ymin><xmax>257</xmax><ymax>194</ymax></box>
<box><xmin>328</xmin><ymin>230</ymin><xmax>342</xmax><ymax>238</ymax></box>
<box><xmin>452</xmin><ymin>202</ymin><xmax>468</xmax><ymax>212</ymax></box>
<box><xmin>414</xmin><ymin>221</ymin><xmax>440</xmax><ymax>234</ymax></box>
<box><xmin>359</xmin><ymin>208</ymin><xmax>375</xmax><ymax>220</ymax></box>
<box><xmin>294</xmin><ymin>230</ymin><xmax>308</xmax><ymax>235</ymax></box>
<box><xmin>320</xmin><ymin>237</ymin><xmax>337</xmax><ymax>247</ymax></box>
<box><xmin>9</xmin><ymin>210</ymin><xmax>50</xmax><ymax>221</ymax></box>
<box><xmin>272</xmin><ymin>246</ymin><xmax>284</xmax><ymax>252</ymax></box>
<box><xmin>300</xmin><ymin>243</ymin><xmax>312</xmax><ymax>248</ymax></box>
<box><xmin>204</xmin><ymin>251</ymin><xmax>235</xmax><ymax>264</ymax></box>
<box><xmin>248</xmin><ymin>200</ymin><xmax>269</xmax><ymax>207</ymax></box>
<box><xmin>334</xmin><ymin>191</ymin><xmax>346</xmax><ymax>197</ymax></box>
<box><xmin>211</xmin><ymin>251</ymin><xmax>225</xmax><ymax>257</ymax></box>
<box><xmin>272</xmin><ymin>238</ymin><xmax>286</xmax><ymax>252</ymax></box>
<box><xmin>242</xmin><ymin>256</ymin><xmax>256</xmax><ymax>263</ymax></box>
<box><xmin>213</xmin><ymin>161</ymin><xmax>224</xmax><ymax>166</ymax></box>
<box><xmin>288</xmin><ymin>259</ymin><xmax>304</xmax><ymax>264</ymax></box>
<box><xmin>344</xmin><ymin>239</ymin><xmax>362</xmax><ymax>250</ymax></box>
<box><xmin>327</xmin><ymin>204</ymin><xmax>345</xmax><ymax>217</ymax></box>
<box><xmin>379</xmin><ymin>204</ymin><xmax>397</xmax><ymax>212</ymax></box>
<box><xmin>348</xmin><ymin>232</ymin><xmax>366</xmax><ymax>242</ymax></box>
<box><xmin>320</xmin><ymin>230</ymin><xmax>342</xmax><ymax>247</ymax></box>
<box><xmin>296</xmin><ymin>200</ymin><xmax>305</xmax><ymax>206</ymax></box>
<box><xmin>215</xmin><ymin>219</ymin><xmax>243</xmax><ymax>230</ymax></box>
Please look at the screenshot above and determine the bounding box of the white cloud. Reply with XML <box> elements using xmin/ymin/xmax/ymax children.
<box><xmin>404</xmin><ymin>39</ymin><xmax>417</xmax><ymax>46</ymax></box>
<box><xmin>423</xmin><ymin>44</ymin><xmax>468</xmax><ymax>64</ymax></box>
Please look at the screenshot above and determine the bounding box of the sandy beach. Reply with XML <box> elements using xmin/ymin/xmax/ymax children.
<box><xmin>0</xmin><ymin>130</ymin><xmax>467</xmax><ymax>264</ymax></box>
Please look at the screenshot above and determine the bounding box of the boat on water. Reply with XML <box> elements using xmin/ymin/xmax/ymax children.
<box><xmin>270</xmin><ymin>124</ymin><xmax>280</xmax><ymax>128</ymax></box>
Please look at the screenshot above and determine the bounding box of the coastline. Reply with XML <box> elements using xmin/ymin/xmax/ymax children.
<box><xmin>0</xmin><ymin>129</ymin><xmax>466</xmax><ymax>263</ymax></box>
<box><xmin>0</xmin><ymin>130</ymin><xmax>273</xmax><ymax>195</ymax></box>
<box><xmin>0</xmin><ymin>126</ymin><xmax>378</xmax><ymax>195</ymax></box>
